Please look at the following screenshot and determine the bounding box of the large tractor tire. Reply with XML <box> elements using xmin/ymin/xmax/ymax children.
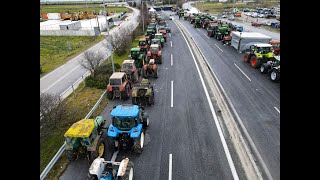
<box><xmin>132</xmin><ymin>97</ymin><xmax>138</xmax><ymax>105</ymax></box>
<box><xmin>107</xmin><ymin>91</ymin><xmax>113</xmax><ymax>100</ymax></box>
<box><xmin>260</xmin><ymin>63</ymin><xmax>270</xmax><ymax>74</ymax></box>
<box><xmin>132</xmin><ymin>132</ymin><xmax>144</xmax><ymax>154</ymax></box>
<box><xmin>250</xmin><ymin>56</ymin><xmax>260</xmax><ymax>68</ymax></box>
<box><xmin>65</xmin><ymin>150</ymin><xmax>77</xmax><ymax>161</ymax></box>
<box><xmin>87</xmin><ymin>174</ymin><xmax>98</xmax><ymax>180</ymax></box>
<box><xmin>142</xmin><ymin>117</ymin><xmax>149</xmax><ymax>129</ymax></box>
<box><xmin>89</xmin><ymin>137</ymin><xmax>105</xmax><ymax>162</ymax></box>
<box><xmin>270</xmin><ymin>69</ymin><xmax>280</xmax><ymax>82</ymax></box>
<box><xmin>243</xmin><ymin>54</ymin><xmax>250</xmax><ymax>63</ymax></box>
<box><xmin>118</xmin><ymin>161</ymin><xmax>134</xmax><ymax>180</ymax></box>
<box><xmin>121</xmin><ymin>85</ymin><xmax>130</xmax><ymax>100</ymax></box>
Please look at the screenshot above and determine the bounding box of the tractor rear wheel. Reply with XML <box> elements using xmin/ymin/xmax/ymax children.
<box><xmin>66</xmin><ymin>150</ymin><xmax>76</xmax><ymax>161</ymax></box>
<box><xmin>133</xmin><ymin>132</ymin><xmax>144</xmax><ymax>154</ymax></box>
<box><xmin>260</xmin><ymin>63</ymin><xmax>270</xmax><ymax>74</ymax></box>
<box><xmin>250</xmin><ymin>56</ymin><xmax>260</xmax><ymax>68</ymax></box>
<box><xmin>118</xmin><ymin>161</ymin><xmax>134</xmax><ymax>180</ymax></box>
<box><xmin>89</xmin><ymin>137</ymin><xmax>105</xmax><ymax>162</ymax></box>
<box><xmin>270</xmin><ymin>69</ymin><xmax>280</xmax><ymax>82</ymax></box>
<box><xmin>107</xmin><ymin>91</ymin><xmax>113</xmax><ymax>100</ymax></box>
<box><xmin>154</xmin><ymin>69</ymin><xmax>158</xmax><ymax>78</ymax></box>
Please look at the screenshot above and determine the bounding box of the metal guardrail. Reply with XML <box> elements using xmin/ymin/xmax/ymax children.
<box><xmin>40</xmin><ymin>90</ymin><xmax>107</xmax><ymax>180</ymax></box>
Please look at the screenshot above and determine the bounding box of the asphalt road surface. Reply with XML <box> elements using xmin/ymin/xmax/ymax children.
<box><xmin>40</xmin><ymin>6</ymin><xmax>140</xmax><ymax>97</ymax></box>
<box><xmin>169</xmin><ymin>9</ymin><xmax>280</xmax><ymax>180</ymax></box>
<box><xmin>60</xmin><ymin>14</ymin><xmax>240</xmax><ymax>180</ymax></box>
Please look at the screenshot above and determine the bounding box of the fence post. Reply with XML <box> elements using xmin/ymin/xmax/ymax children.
<box><xmin>72</xmin><ymin>85</ymin><xmax>75</xmax><ymax>98</ymax></box>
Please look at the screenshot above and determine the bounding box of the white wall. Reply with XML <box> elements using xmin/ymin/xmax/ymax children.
<box><xmin>47</xmin><ymin>13</ymin><xmax>61</xmax><ymax>20</ymax></box>
<box><xmin>40</xmin><ymin>29</ymin><xmax>100</xmax><ymax>36</ymax></box>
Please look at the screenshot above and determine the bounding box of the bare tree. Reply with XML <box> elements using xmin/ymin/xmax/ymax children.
<box><xmin>104</xmin><ymin>26</ymin><xmax>132</xmax><ymax>56</ymax></box>
<box><xmin>80</xmin><ymin>51</ymin><xmax>104</xmax><ymax>77</ymax></box>
<box><xmin>40</xmin><ymin>92</ymin><xmax>66</xmax><ymax>139</ymax></box>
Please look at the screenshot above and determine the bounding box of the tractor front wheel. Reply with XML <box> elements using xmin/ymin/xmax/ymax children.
<box><xmin>118</xmin><ymin>161</ymin><xmax>134</xmax><ymax>180</ymax></box>
<box><xmin>66</xmin><ymin>150</ymin><xmax>76</xmax><ymax>161</ymax></box>
<box><xmin>260</xmin><ymin>63</ymin><xmax>270</xmax><ymax>74</ymax></box>
<box><xmin>244</xmin><ymin>54</ymin><xmax>250</xmax><ymax>63</ymax></box>
<box><xmin>132</xmin><ymin>97</ymin><xmax>138</xmax><ymax>105</ymax></box>
<box><xmin>133</xmin><ymin>132</ymin><xmax>144</xmax><ymax>154</ymax></box>
<box><xmin>87</xmin><ymin>174</ymin><xmax>98</xmax><ymax>180</ymax></box>
<box><xmin>270</xmin><ymin>69</ymin><xmax>280</xmax><ymax>82</ymax></box>
<box><xmin>250</xmin><ymin>56</ymin><xmax>260</xmax><ymax>68</ymax></box>
<box><xmin>89</xmin><ymin>137</ymin><xmax>105</xmax><ymax>162</ymax></box>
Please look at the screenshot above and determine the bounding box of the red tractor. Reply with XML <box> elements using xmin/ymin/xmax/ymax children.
<box><xmin>146</xmin><ymin>44</ymin><xmax>162</xmax><ymax>64</ymax></box>
<box><xmin>142</xmin><ymin>59</ymin><xmax>158</xmax><ymax>78</ymax></box>
<box><xmin>269</xmin><ymin>39</ymin><xmax>280</xmax><ymax>55</ymax></box>
<box><xmin>106</xmin><ymin>72</ymin><xmax>132</xmax><ymax>100</ymax></box>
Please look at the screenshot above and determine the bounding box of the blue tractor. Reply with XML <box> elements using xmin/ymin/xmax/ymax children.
<box><xmin>107</xmin><ymin>104</ymin><xmax>149</xmax><ymax>153</ymax></box>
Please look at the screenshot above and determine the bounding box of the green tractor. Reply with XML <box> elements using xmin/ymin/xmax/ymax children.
<box><xmin>194</xmin><ymin>17</ymin><xmax>201</xmax><ymax>28</ymax></box>
<box><xmin>132</xmin><ymin>78</ymin><xmax>155</xmax><ymax>106</ymax></box>
<box><xmin>244</xmin><ymin>43</ymin><xmax>275</xmax><ymax>68</ymax></box>
<box><xmin>207</xmin><ymin>22</ymin><xmax>218</xmax><ymax>37</ymax></box>
<box><xmin>130</xmin><ymin>47</ymin><xmax>145</xmax><ymax>68</ymax></box>
<box><xmin>64</xmin><ymin>116</ymin><xmax>107</xmax><ymax>162</ymax></box>
<box><xmin>214</xmin><ymin>26</ymin><xmax>230</xmax><ymax>40</ymax></box>
<box><xmin>145</xmin><ymin>28</ymin><xmax>155</xmax><ymax>44</ymax></box>
<box><xmin>154</xmin><ymin>33</ymin><xmax>165</xmax><ymax>47</ymax></box>
<box><xmin>260</xmin><ymin>55</ymin><xmax>280</xmax><ymax>82</ymax></box>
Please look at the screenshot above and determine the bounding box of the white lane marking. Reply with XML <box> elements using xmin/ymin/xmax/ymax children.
<box><xmin>170</xmin><ymin>41</ymin><xmax>172</xmax><ymax>47</ymax></box>
<box><xmin>215</xmin><ymin>44</ymin><xmax>223</xmax><ymax>52</ymax></box>
<box><xmin>168</xmin><ymin>154</ymin><xmax>172</xmax><ymax>180</ymax></box>
<box><xmin>41</xmin><ymin>65</ymin><xmax>81</xmax><ymax>93</ymax></box>
<box><xmin>171</xmin><ymin>81</ymin><xmax>173</xmax><ymax>107</ymax></box>
<box><xmin>176</xmin><ymin>21</ymin><xmax>239</xmax><ymax>180</ymax></box>
<box><xmin>234</xmin><ymin>63</ymin><xmax>252</xmax><ymax>82</ymax></box>
<box><xmin>204</xmin><ymin>33</ymin><xmax>209</xmax><ymax>39</ymax></box>
<box><xmin>274</xmin><ymin>107</ymin><xmax>280</xmax><ymax>113</ymax></box>
<box><xmin>256</xmin><ymin>89</ymin><xmax>258</xmax><ymax>91</ymax></box>
<box><xmin>197</xmin><ymin>28</ymin><xmax>201</xmax><ymax>31</ymax></box>
<box><xmin>169</xmin><ymin>33</ymin><xmax>172</xmax><ymax>37</ymax></box>
<box><xmin>171</xmin><ymin>54</ymin><xmax>173</xmax><ymax>66</ymax></box>
<box><xmin>111</xmin><ymin>151</ymin><xmax>119</xmax><ymax>162</ymax></box>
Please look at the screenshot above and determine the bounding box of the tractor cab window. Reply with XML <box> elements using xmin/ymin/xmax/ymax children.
<box><xmin>123</xmin><ymin>63</ymin><xmax>133</xmax><ymax>70</ymax></box>
<box><xmin>150</xmin><ymin>46</ymin><xmax>159</xmax><ymax>53</ymax></box>
<box><xmin>110</xmin><ymin>79</ymin><xmax>122</xmax><ymax>85</ymax></box>
<box><xmin>112</xmin><ymin>117</ymin><xmax>137</xmax><ymax>131</ymax></box>
<box><xmin>272</xmin><ymin>44</ymin><xmax>280</xmax><ymax>48</ymax></box>
<box><xmin>139</xmin><ymin>41</ymin><xmax>146</xmax><ymax>46</ymax></box>
<box><xmin>257</xmin><ymin>47</ymin><xmax>272</xmax><ymax>54</ymax></box>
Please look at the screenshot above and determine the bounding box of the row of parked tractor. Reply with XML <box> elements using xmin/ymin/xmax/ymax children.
<box><xmin>61</xmin><ymin>11</ymin><xmax>171</xmax><ymax>180</ymax></box>
<box><xmin>177</xmin><ymin>9</ymin><xmax>280</xmax><ymax>83</ymax></box>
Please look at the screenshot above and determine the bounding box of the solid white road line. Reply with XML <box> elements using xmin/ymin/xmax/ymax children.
<box><xmin>171</xmin><ymin>81</ymin><xmax>173</xmax><ymax>107</ymax></box>
<box><xmin>176</xmin><ymin>21</ymin><xmax>239</xmax><ymax>180</ymax></box>
<box><xmin>41</xmin><ymin>65</ymin><xmax>81</xmax><ymax>93</ymax></box>
<box><xmin>197</xmin><ymin>29</ymin><xmax>200</xmax><ymax>31</ymax></box>
<box><xmin>169</xmin><ymin>33</ymin><xmax>172</xmax><ymax>37</ymax></box>
<box><xmin>234</xmin><ymin>63</ymin><xmax>252</xmax><ymax>82</ymax></box>
<box><xmin>168</xmin><ymin>154</ymin><xmax>172</xmax><ymax>180</ymax></box>
<box><xmin>274</xmin><ymin>107</ymin><xmax>280</xmax><ymax>113</ymax></box>
<box><xmin>215</xmin><ymin>44</ymin><xmax>224</xmax><ymax>52</ymax></box>
<box><xmin>171</xmin><ymin>54</ymin><xmax>173</xmax><ymax>66</ymax></box>
<box><xmin>170</xmin><ymin>41</ymin><xmax>172</xmax><ymax>47</ymax></box>
<box><xmin>204</xmin><ymin>34</ymin><xmax>209</xmax><ymax>39</ymax></box>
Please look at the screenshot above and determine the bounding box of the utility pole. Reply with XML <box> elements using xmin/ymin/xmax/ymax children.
<box><xmin>141</xmin><ymin>0</ymin><xmax>144</xmax><ymax>32</ymax></box>
<box><xmin>102</xmin><ymin>0</ymin><xmax>114</xmax><ymax>72</ymax></box>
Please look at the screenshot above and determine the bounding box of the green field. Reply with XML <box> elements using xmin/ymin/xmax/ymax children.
<box><xmin>193</xmin><ymin>2</ymin><xmax>279</xmax><ymax>14</ymax></box>
<box><xmin>40</xmin><ymin>35</ymin><xmax>105</xmax><ymax>76</ymax></box>
<box><xmin>41</xmin><ymin>4</ymin><xmax>129</xmax><ymax>13</ymax></box>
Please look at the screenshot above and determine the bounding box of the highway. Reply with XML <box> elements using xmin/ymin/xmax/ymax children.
<box><xmin>40</xmin><ymin>6</ymin><xmax>140</xmax><ymax>98</ymax></box>
<box><xmin>60</xmin><ymin>13</ymin><xmax>244</xmax><ymax>180</ymax></box>
<box><xmin>170</xmin><ymin>9</ymin><xmax>280</xmax><ymax>180</ymax></box>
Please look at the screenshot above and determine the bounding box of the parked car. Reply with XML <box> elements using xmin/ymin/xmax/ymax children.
<box><xmin>222</xmin><ymin>15</ymin><xmax>227</xmax><ymax>18</ymax></box>
<box><xmin>258</xmin><ymin>14</ymin><xmax>265</xmax><ymax>18</ymax></box>
<box><xmin>265</xmin><ymin>14</ymin><xmax>276</xmax><ymax>18</ymax></box>
<box><xmin>243</xmin><ymin>8</ymin><xmax>250</xmax><ymax>12</ymax></box>
<box><xmin>251</xmin><ymin>13</ymin><xmax>258</xmax><ymax>18</ymax></box>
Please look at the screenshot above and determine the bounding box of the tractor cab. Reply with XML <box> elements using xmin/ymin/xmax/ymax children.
<box><xmin>244</xmin><ymin>43</ymin><xmax>274</xmax><ymax>68</ymax></box>
<box><xmin>130</xmin><ymin>47</ymin><xmax>145</xmax><ymax>68</ymax></box>
<box><xmin>121</xmin><ymin>60</ymin><xmax>138</xmax><ymax>83</ymax></box>
<box><xmin>147</xmin><ymin>44</ymin><xmax>162</xmax><ymax>64</ymax></box>
<box><xmin>107</xmin><ymin>104</ymin><xmax>149</xmax><ymax>153</ymax></box>
<box><xmin>64</xmin><ymin>117</ymin><xmax>106</xmax><ymax>162</ymax></box>
<box><xmin>107</xmin><ymin>72</ymin><xmax>131</xmax><ymax>100</ymax></box>
<box><xmin>145</xmin><ymin>29</ymin><xmax>155</xmax><ymax>43</ymax></box>
<box><xmin>154</xmin><ymin>33</ymin><xmax>165</xmax><ymax>47</ymax></box>
<box><xmin>269</xmin><ymin>39</ymin><xmax>280</xmax><ymax>55</ymax></box>
<box><xmin>252</xmin><ymin>44</ymin><xmax>273</xmax><ymax>55</ymax></box>
<box><xmin>151</xmin><ymin>38</ymin><xmax>161</xmax><ymax>48</ymax></box>
<box><xmin>138</xmin><ymin>37</ymin><xmax>149</xmax><ymax>52</ymax></box>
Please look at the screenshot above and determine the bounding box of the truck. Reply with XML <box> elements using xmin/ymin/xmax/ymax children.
<box><xmin>231</xmin><ymin>32</ymin><xmax>272</xmax><ymax>52</ymax></box>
